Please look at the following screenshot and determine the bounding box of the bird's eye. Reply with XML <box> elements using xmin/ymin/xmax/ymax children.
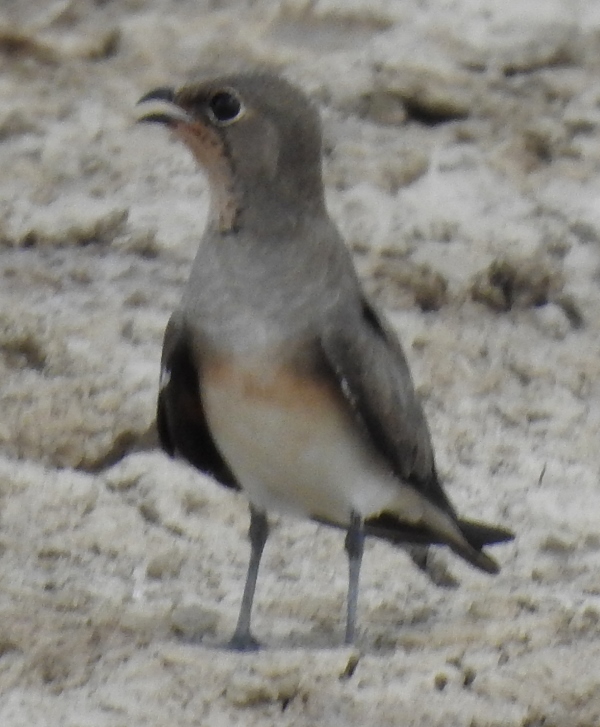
<box><xmin>207</xmin><ymin>90</ymin><xmax>244</xmax><ymax>125</ymax></box>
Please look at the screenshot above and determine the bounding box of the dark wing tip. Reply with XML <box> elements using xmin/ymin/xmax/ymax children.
<box><xmin>458</xmin><ymin>519</ymin><xmax>515</xmax><ymax>548</ymax></box>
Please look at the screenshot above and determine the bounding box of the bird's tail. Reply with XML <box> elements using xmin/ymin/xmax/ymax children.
<box><xmin>364</xmin><ymin>514</ymin><xmax>514</xmax><ymax>575</ymax></box>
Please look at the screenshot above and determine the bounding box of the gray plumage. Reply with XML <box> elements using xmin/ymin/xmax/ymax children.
<box><xmin>138</xmin><ymin>72</ymin><xmax>513</xmax><ymax>649</ymax></box>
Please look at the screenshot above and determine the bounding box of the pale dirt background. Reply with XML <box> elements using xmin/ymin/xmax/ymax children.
<box><xmin>1</xmin><ymin>1</ymin><xmax>600</xmax><ymax>725</ymax></box>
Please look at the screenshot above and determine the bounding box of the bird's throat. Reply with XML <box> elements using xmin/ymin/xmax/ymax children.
<box><xmin>173</xmin><ymin>121</ymin><xmax>241</xmax><ymax>233</ymax></box>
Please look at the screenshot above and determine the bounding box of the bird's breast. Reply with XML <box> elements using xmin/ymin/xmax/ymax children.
<box><xmin>200</xmin><ymin>354</ymin><xmax>424</xmax><ymax>525</ymax></box>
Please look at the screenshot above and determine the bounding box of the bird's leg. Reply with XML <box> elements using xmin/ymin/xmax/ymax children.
<box><xmin>228</xmin><ymin>505</ymin><xmax>269</xmax><ymax>651</ymax></box>
<box><xmin>344</xmin><ymin>510</ymin><xmax>365</xmax><ymax>645</ymax></box>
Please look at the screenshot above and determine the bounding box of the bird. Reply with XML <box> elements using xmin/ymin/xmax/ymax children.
<box><xmin>136</xmin><ymin>71</ymin><xmax>514</xmax><ymax>650</ymax></box>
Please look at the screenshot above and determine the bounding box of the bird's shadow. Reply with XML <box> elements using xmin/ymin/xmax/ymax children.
<box><xmin>175</xmin><ymin>624</ymin><xmax>407</xmax><ymax>658</ymax></box>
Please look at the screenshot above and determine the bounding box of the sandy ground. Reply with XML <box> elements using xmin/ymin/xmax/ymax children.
<box><xmin>1</xmin><ymin>0</ymin><xmax>600</xmax><ymax>724</ymax></box>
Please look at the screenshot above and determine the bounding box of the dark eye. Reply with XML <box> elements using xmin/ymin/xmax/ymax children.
<box><xmin>207</xmin><ymin>90</ymin><xmax>243</xmax><ymax>124</ymax></box>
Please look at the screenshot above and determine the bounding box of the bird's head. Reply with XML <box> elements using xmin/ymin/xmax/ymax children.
<box><xmin>137</xmin><ymin>73</ymin><xmax>326</xmax><ymax>232</ymax></box>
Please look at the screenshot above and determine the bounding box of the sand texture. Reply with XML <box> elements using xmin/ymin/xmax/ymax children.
<box><xmin>1</xmin><ymin>1</ymin><xmax>600</xmax><ymax>725</ymax></box>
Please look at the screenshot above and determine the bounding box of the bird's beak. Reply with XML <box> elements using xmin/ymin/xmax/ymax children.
<box><xmin>136</xmin><ymin>87</ymin><xmax>192</xmax><ymax>125</ymax></box>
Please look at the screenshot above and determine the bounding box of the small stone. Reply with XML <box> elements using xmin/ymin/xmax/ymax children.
<box><xmin>470</xmin><ymin>255</ymin><xmax>562</xmax><ymax>312</ymax></box>
<box><xmin>146</xmin><ymin>547</ymin><xmax>184</xmax><ymax>579</ymax></box>
<box><xmin>170</xmin><ymin>601</ymin><xmax>219</xmax><ymax>641</ymax></box>
<box><xmin>539</xmin><ymin>534</ymin><xmax>576</xmax><ymax>555</ymax></box>
<box><xmin>370</xmin><ymin>66</ymin><xmax>475</xmax><ymax>125</ymax></box>
<box><xmin>103</xmin><ymin>469</ymin><xmax>142</xmax><ymax>492</ymax></box>
<box><xmin>339</xmin><ymin>650</ymin><xmax>361</xmax><ymax>680</ymax></box>
<box><xmin>532</xmin><ymin>303</ymin><xmax>570</xmax><ymax>340</ymax></box>
<box><xmin>226</xmin><ymin>667</ymin><xmax>300</xmax><ymax>708</ymax></box>
<box><xmin>462</xmin><ymin>666</ymin><xmax>476</xmax><ymax>687</ymax></box>
<box><xmin>370</xmin><ymin>259</ymin><xmax>448</xmax><ymax>311</ymax></box>
<box><xmin>120</xmin><ymin>603</ymin><xmax>169</xmax><ymax>640</ymax></box>
<box><xmin>112</xmin><ymin>229</ymin><xmax>160</xmax><ymax>258</ymax></box>
<box><xmin>6</xmin><ymin>196</ymin><xmax>128</xmax><ymax>248</ymax></box>
<box><xmin>434</xmin><ymin>673</ymin><xmax>448</xmax><ymax>691</ymax></box>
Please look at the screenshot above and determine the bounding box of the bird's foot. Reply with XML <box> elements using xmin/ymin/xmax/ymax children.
<box><xmin>228</xmin><ymin>630</ymin><xmax>261</xmax><ymax>652</ymax></box>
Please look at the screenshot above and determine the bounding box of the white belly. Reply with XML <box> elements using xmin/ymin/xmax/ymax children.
<box><xmin>201</xmin><ymin>358</ymin><xmax>426</xmax><ymax>526</ymax></box>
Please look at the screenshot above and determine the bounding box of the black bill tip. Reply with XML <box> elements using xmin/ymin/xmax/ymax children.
<box><xmin>137</xmin><ymin>112</ymin><xmax>178</xmax><ymax>125</ymax></box>
<box><xmin>136</xmin><ymin>87</ymin><xmax>191</xmax><ymax>125</ymax></box>
<box><xmin>137</xmin><ymin>87</ymin><xmax>175</xmax><ymax>106</ymax></box>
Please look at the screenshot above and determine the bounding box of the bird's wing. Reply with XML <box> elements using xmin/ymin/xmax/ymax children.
<box><xmin>320</xmin><ymin>297</ymin><xmax>455</xmax><ymax>515</ymax></box>
<box><xmin>320</xmin><ymin>297</ymin><xmax>511</xmax><ymax>574</ymax></box>
<box><xmin>157</xmin><ymin>311</ymin><xmax>240</xmax><ymax>490</ymax></box>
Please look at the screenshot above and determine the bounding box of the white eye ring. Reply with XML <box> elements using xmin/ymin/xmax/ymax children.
<box><xmin>207</xmin><ymin>89</ymin><xmax>245</xmax><ymax>126</ymax></box>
